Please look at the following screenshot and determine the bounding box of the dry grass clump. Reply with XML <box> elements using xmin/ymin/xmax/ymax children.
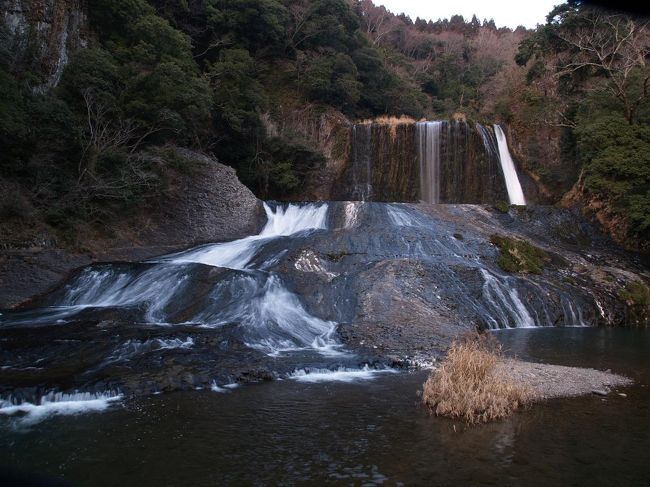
<box><xmin>357</xmin><ymin>116</ymin><xmax>418</xmax><ymax>140</ymax></box>
<box><xmin>358</xmin><ymin>115</ymin><xmax>417</xmax><ymax>126</ymax></box>
<box><xmin>422</xmin><ymin>333</ymin><xmax>531</xmax><ymax>424</ymax></box>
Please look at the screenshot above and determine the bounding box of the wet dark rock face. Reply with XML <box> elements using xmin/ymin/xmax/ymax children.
<box><xmin>334</xmin><ymin>122</ymin><xmax>513</xmax><ymax>204</ymax></box>
<box><xmin>333</xmin><ymin>124</ymin><xmax>421</xmax><ymax>202</ymax></box>
<box><xmin>0</xmin><ymin>202</ymin><xmax>646</xmax><ymax>402</ymax></box>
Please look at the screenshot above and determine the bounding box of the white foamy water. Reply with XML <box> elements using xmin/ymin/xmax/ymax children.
<box><xmin>386</xmin><ymin>205</ymin><xmax>423</xmax><ymax>227</ymax></box>
<box><xmin>480</xmin><ymin>269</ymin><xmax>535</xmax><ymax>328</ymax></box>
<box><xmin>494</xmin><ymin>125</ymin><xmax>526</xmax><ymax>206</ymax></box>
<box><xmin>156</xmin><ymin>337</ymin><xmax>194</xmax><ymax>350</ymax></box>
<box><xmin>210</xmin><ymin>382</ymin><xmax>228</xmax><ymax>392</ymax></box>
<box><xmin>294</xmin><ymin>250</ymin><xmax>338</xmax><ymax>281</ymax></box>
<box><xmin>289</xmin><ymin>365</ymin><xmax>396</xmax><ymax>383</ymax></box>
<box><xmin>344</xmin><ymin>201</ymin><xmax>361</xmax><ymax>229</ymax></box>
<box><xmin>0</xmin><ymin>391</ymin><xmax>123</xmax><ymax>425</ymax></box>
<box><xmin>191</xmin><ymin>274</ymin><xmax>339</xmax><ymax>356</ymax></box>
<box><xmin>101</xmin><ymin>337</ymin><xmax>194</xmax><ymax>366</ymax></box>
<box><xmin>165</xmin><ymin>203</ymin><xmax>328</xmax><ymax>269</ymax></box>
<box><xmin>59</xmin><ymin>265</ymin><xmax>190</xmax><ymax>323</ymax></box>
<box><xmin>210</xmin><ymin>381</ymin><xmax>239</xmax><ymax>392</ymax></box>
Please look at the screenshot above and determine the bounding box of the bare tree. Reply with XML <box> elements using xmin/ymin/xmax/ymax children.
<box><xmin>555</xmin><ymin>10</ymin><xmax>650</xmax><ymax>124</ymax></box>
<box><xmin>358</xmin><ymin>0</ymin><xmax>398</xmax><ymax>47</ymax></box>
<box><xmin>76</xmin><ymin>89</ymin><xmax>173</xmax><ymax>205</ymax></box>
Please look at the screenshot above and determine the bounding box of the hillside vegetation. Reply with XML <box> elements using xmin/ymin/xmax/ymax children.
<box><xmin>0</xmin><ymin>0</ymin><xmax>648</xmax><ymax>249</ymax></box>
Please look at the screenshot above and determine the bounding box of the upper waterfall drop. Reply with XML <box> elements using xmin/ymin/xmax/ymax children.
<box><xmin>416</xmin><ymin>121</ymin><xmax>443</xmax><ymax>204</ymax></box>
<box><xmin>166</xmin><ymin>202</ymin><xmax>329</xmax><ymax>269</ymax></box>
<box><xmin>494</xmin><ymin>125</ymin><xmax>526</xmax><ymax>206</ymax></box>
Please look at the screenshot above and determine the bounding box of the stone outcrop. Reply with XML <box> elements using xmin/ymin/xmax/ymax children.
<box><xmin>1</xmin><ymin>0</ymin><xmax>88</xmax><ymax>91</ymax></box>
<box><xmin>0</xmin><ymin>149</ymin><xmax>263</xmax><ymax>308</ymax></box>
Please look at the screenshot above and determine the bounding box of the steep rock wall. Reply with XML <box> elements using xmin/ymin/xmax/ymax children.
<box><xmin>1</xmin><ymin>0</ymin><xmax>88</xmax><ymax>91</ymax></box>
<box><xmin>334</xmin><ymin>120</ymin><xmax>525</xmax><ymax>204</ymax></box>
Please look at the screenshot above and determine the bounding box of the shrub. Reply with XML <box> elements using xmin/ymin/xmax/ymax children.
<box><xmin>422</xmin><ymin>333</ymin><xmax>531</xmax><ymax>424</ymax></box>
<box><xmin>301</xmin><ymin>53</ymin><xmax>361</xmax><ymax>112</ymax></box>
<box><xmin>490</xmin><ymin>234</ymin><xmax>549</xmax><ymax>274</ymax></box>
<box><xmin>619</xmin><ymin>281</ymin><xmax>650</xmax><ymax>326</ymax></box>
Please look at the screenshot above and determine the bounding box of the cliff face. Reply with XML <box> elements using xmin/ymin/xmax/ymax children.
<box><xmin>1</xmin><ymin>0</ymin><xmax>87</xmax><ymax>91</ymax></box>
<box><xmin>262</xmin><ymin>104</ymin><xmax>352</xmax><ymax>201</ymax></box>
<box><xmin>333</xmin><ymin>120</ymin><xmax>523</xmax><ymax>204</ymax></box>
<box><xmin>333</xmin><ymin>122</ymin><xmax>420</xmax><ymax>202</ymax></box>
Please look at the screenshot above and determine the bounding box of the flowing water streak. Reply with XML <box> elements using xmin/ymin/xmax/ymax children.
<box><xmin>494</xmin><ymin>125</ymin><xmax>526</xmax><ymax>205</ymax></box>
<box><xmin>289</xmin><ymin>365</ymin><xmax>397</xmax><ymax>383</ymax></box>
<box><xmin>416</xmin><ymin>121</ymin><xmax>443</xmax><ymax>204</ymax></box>
<box><xmin>165</xmin><ymin>202</ymin><xmax>328</xmax><ymax>269</ymax></box>
<box><xmin>480</xmin><ymin>269</ymin><xmax>535</xmax><ymax>328</ymax></box>
<box><xmin>164</xmin><ymin>202</ymin><xmax>338</xmax><ymax>355</ymax></box>
<box><xmin>476</xmin><ymin>123</ymin><xmax>499</xmax><ymax>160</ymax></box>
<box><xmin>350</xmin><ymin>124</ymin><xmax>373</xmax><ymax>201</ymax></box>
<box><xmin>191</xmin><ymin>274</ymin><xmax>340</xmax><ymax>356</ymax></box>
<box><xmin>343</xmin><ymin>201</ymin><xmax>361</xmax><ymax>229</ymax></box>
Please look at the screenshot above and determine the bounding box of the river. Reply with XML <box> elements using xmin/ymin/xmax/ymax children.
<box><xmin>1</xmin><ymin>327</ymin><xmax>647</xmax><ymax>486</ymax></box>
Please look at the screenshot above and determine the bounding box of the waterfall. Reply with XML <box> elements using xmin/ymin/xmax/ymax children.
<box><xmin>166</xmin><ymin>203</ymin><xmax>328</xmax><ymax>269</ymax></box>
<box><xmin>2</xmin><ymin>203</ymin><xmax>337</xmax><ymax>356</ymax></box>
<box><xmin>350</xmin><ymin>124</ymin><xmax>373</xmax><ymax>201</ymax></box>
<box><xmin>340</xmin><ymin>120</ymin><xmax>521</xmax><ymax>204</ymax></box>
<box><xmin>494</xmin><ymin>125</ymin><xmax>526</xmax><ymax>205</ymax></box>
<box><xmin>416</xmin><ymin>121</ymin><xmax>443</xmax><ymax>204</ymax></box>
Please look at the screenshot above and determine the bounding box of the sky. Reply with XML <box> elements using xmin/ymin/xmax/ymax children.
<box><xmin>373</xmin><ymin>0</ymin><xmax>566</xmax><ymax>29</ymax></box>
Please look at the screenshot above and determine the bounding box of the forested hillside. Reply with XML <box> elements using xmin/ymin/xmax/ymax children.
<box><xmin>514</xmin><ymin>1</ymin><xmax>650</xmax><ymax>248</ymax></box>
<box><xmin>1</xmin><ymin>0</ymin><xmax>648</xmax><ymax>249</ymax></box>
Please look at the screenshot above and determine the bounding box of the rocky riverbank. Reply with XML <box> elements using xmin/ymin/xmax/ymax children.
<box><xmin>497</xmin><ymin>359</ymin><xmax>632</xmax><ymax>400</ymax></box>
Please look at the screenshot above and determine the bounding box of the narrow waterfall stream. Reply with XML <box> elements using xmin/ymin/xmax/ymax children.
<box><xmin>494</xmin><ymin>124</ymin><xmax>527</xmax><ymax>205</ymax></box>
<box><xmin>350</xmin><ymin>124</ymin><xmax>373</xmax><ymax>201</ymax></box>
<box><xmin>416</xmin><ymin>121</ymin><xmax>443</xmax><ymax>204</ymax></box>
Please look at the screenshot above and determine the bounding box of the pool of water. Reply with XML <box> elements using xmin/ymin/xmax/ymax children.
<box><xmin>1</xmin><ymin>327</ymin><xmax>648</xmax><ymax>486</ymax></box>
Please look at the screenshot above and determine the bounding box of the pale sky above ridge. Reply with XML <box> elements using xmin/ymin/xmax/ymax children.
<box><xmin>373</xmin><ymin>0</ymin><xmax>566</xmax><ymax>29</ymax></box>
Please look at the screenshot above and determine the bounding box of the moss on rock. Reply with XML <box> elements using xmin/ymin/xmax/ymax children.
<box><xmin>494</xmin><ymin>201</ymin><xmax>510</xmax><ymax>214</ymax></box>
<box><xmin>490</xmin><ymin>234</ymin><xmax>549</xmax><ymax>274</ymax></box>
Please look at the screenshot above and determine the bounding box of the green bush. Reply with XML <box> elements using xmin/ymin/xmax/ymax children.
<box><xmin>243</xmin><ymin>135</ymin><xmax>326</xmax><ymax>198</ymax></box>
<box><xmin>576</xmin><ymin>114</ymin><xmax>650</xmax><ymax>240</ymax></box>
<box><xmin>207</xmin><ymin>48</ymin><xmax>267</xmax><ymax>136</ymax></box>
<box><xmin>494</xmin><ymin>201</ymin><xmax>510</xmax><ymax>213</ymax></box>
<box><xmin>206</xmin><ymin>0</ymin><xmax>290</xmax><ymax>55</ymax></box>
<box><xmin>301</xmin><ymin>53</ymin><xmax>361</xmax><ymax>111</ymax></box>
